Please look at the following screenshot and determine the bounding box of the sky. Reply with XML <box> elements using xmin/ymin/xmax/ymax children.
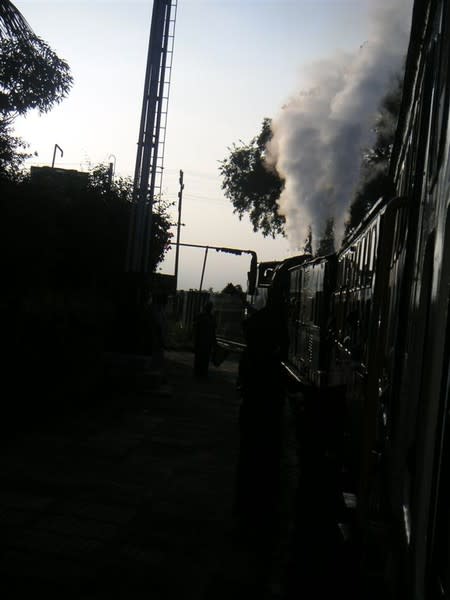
<box><xmin>12</xmin><ymin>0</ymin><xmax>400</xmax><ymax>291</ymax></box>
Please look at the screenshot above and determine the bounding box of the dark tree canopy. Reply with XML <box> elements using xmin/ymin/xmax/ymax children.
<box><xmin>0</xmin><ymin>1</ymin><xmax>73</xmax><ymax>180</ymax></box>
<box><xmin>316</xmin><ymin>218</ymin><xmax>335</xmax><ymax>257</ymax></box>
<box><xmin>0</xmin><ymin>163</ymin><xmax>173</xmax><ymax>293</ymax></box>
<box><xmin>88</xmin><ymin>164</ymin><xmax>173</xmax><ymax>273</ymax></box>
<box><xmin>0</xmin><ymin>0</ymin><xmax>35</xmax><ymax>40</ymax></box>
<box><xmin>0</xmin><ymin>36</ymin><xmax>72</xmax><ymax>120</ymax></box>
<box><xmin>221</xmin><ymin>282</ymin><xmax>244</xmax><ymax>296</ymax></box>
<box><xmin>0</xmin><ymin>120</ymin><xmax>30</xmax><ymax>179</ymax></box>
<box><xmin>219</xmin><ymin>118</ymin><xmax>285</xmax><ymax>238</ymax></box>
<box><xmin>347</xmin><ymin>74</ymin><xmax>403</xmax><ymax>234</ymax></box>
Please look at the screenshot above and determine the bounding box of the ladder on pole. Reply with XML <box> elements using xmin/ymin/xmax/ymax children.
<box><xmin>126</xmin><ymin>0</ymin><xmax>178</xmax><ymax>274</ymax></box>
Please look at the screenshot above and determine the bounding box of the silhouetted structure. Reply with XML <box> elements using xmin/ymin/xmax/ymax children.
<box><xmin>126</xmin><ymin>0</ymin><xmax>177</xmax><ymax>274</ymax></box>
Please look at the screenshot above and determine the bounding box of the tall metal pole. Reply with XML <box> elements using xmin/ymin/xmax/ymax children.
<box><xmin>174</xmin><ymin>169</ymin><xmax>184</xmax><ymax>289</ymax></box>
<box><xmin>126</xmin><ymin>0</ymin><xmax>177</xmax><ymax>276</ymax></box>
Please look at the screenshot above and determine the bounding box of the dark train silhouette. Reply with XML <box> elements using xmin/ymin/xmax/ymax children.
<box><xmin>217</xmin><ymin>2</ymin><xmax>450</xmax><ymax>597</ymax></box>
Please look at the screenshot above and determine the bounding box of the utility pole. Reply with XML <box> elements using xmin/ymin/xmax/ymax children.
<box><xmin>199</xmin><ymin>247</ymin><xmax>209</xmax><ymax>292</ymax></box>
<box><xmin>174</xmin><ymin>169</ymin><xmax>184</xmax><ymax>289</ymax></box>
<box><xmin>107</xmin><ymin>154</ymin><xmax>116</xmax><ymax>191</ymax></box>
<box><xmin>52</xmin><ymin>144</ymin><xmax>63</xmax><ymax>168</ymax></box>
<box><xmin>107</xmin><ymin>162</ymin><xmax>114</xmax><ymax>191</ymax></box>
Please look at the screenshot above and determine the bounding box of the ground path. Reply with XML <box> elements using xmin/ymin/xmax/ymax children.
<box><xmin>0</xmin><ymin>351</ymin><xmax>301</xmax><ymax>599</ymax></box>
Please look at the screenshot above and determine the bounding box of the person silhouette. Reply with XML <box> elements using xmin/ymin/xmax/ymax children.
<box><xmin>193</xmin><ymin>301</ymin><xmax>217</xmax><ymax>378</ymax></box>
<box><xmin>234</xmin><ymin>290</ymin><xmax>288</xmax><ymax>538</ymax></box>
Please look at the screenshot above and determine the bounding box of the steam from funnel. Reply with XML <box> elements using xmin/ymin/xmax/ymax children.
<box><xmin>266</xmin><ymin>0</ymin><xmax>413</xmax><ymax>251</ymax></box>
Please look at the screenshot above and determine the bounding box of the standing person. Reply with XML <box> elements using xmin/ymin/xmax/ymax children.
<box><xmin>150</xmin><ymin>293</ymin><xmax>168</xmax><ymax>375</ymax></box>
<box><xmin>193</xmin><ymin>301</ymin><xmax>217</xmax><ymax>378</ymax></box>
<box><xmin>234</xmin><ymin>290</ymin><xmax>288</xmax><ymax>540</ymax></box>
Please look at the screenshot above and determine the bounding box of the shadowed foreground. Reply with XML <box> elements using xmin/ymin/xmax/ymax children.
<box><xmin>0</xmin><ymin>350</ymin><xmax>361</xmax><ymax>599</ymax></box>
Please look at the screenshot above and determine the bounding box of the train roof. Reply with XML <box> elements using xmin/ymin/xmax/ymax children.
<box><xmin>268</xmin><ymin>253</ymin><xmax>311</xmax><ymax>286</ymax></box>
<box><xmin>341</xmin><ymin>196</ymin><xmax>388</xmax><ymax>249</ymax></box>
<box><xmin>288</xmin><ymin>253</ymin><xmax>336</xmax><ymax>271</ymax></box>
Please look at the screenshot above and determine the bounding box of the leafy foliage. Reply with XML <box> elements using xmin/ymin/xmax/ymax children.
<box><xmin>347</xmin><ymin>75</ymin><xmax>403</xmax><ymax>234</ymax></box>
<box><xmin>0</xmin><ymin>1</ymin><xmax>73</xmax><ymax>180</ymax></box>
<box><xmin>219</xmin><ymin>118</ymin><xmax>285</xmax><ymax>238</ymax></box>
<box><xmin>0</xmin><ymin>120</ymin><xmax>30</xmax><ymax>179</ymax></box>
<box><xmin>221</xmin><ymin>282</ymin><xmax>244</xmax><ymax>296</ymax></box>
<box><xmin>87</xmin><ymin>163</ymin><xmax>174</xmax><ymax>273</ymax></box>
<box><xmin>0</xmin><ymin>0</ymin><xmax>34</xmax><ymax>40</ymax></box>
<box><xmin>316</xmin><ymin>218</ymin><xmax>335</xmax><ymax>256</ymax></box>
<box><xmin>0</xmin><ymin>164</ymin><xmax>174</xmax><ymax>414</ymax></box>
<box><xmin>0</xmin><ymin>36</ymin><xmax>72</xmax><ymax>121</ymax></box>
<box><xmin>0</xmin><ymin>163</ymin><xmax>173</xmax><ymax>292</ymax></box>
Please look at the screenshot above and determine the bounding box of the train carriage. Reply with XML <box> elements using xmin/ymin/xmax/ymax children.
<box><xmin>286</xmin><ymin>255</ymin><xmax>336</xmax><ymax>388</ymax></box>
<box><xmin>384</xmin><ymin>1</ymin><xmax>450</xmax><ymax>597</ymax></box>
<box><xmin>329</xmin><ymin>1</ymin><xmax>450</xmax><ymax>597</ymax></box>
<box><xmin>214</xmin><ymin>3</ymin><xmax>450</xmax><ymax>596</ymax></box>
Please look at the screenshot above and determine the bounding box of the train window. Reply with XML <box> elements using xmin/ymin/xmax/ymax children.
<box><xmin>348</xmin><ymin>253</ymin><xmax>354</xmax><ymax>288</ymax></box>
<box><xmin>360</xmin><ymin>237</ymin><xmax>367</xmax><ymax>286</ymax></box>
<box><xmin>392</xmin><ymin>211</ymin><xmax>401</xmax><ymax>265</ymax></box>
<box><xmin>369</xmin><ymin>228</ymin><xmax>376</xmax><ymax>272</ymax></box>
<box><xmin>366</xmin><ymin>233</ymin><xmax>371</xmax><ymax>265</ymax></box>
<box><xmin>337</xmin><ymin>259</ymin><xmax>344</xmax><ymax>287</ymax></box>
<box><xmin>343</xmin><ymin>259</ymin><xmax>347</xmax><ymax>288</ymax></box>
<box><xmin>345</xmin><ymin>256</ymin><xmax>350</xmax><ymax>287</ymax></box>
<box><xmin>366</xmin><ymin>233</ymin><xmax>372</xmax><ymax>282</ymax></box>
<box><xmin>398</xmin><ymin>210</ymin><xmax>403</xmax><ymax>259</ymax></box>
<box><xmin>367</xmin><ymin>232</ymin><xmax>372</xmax><ymax>279</ymax></box>
<box><xmin>398</xmin><ymin>207</ymin><xmax>408</xmax><ymax>256</ymax></box>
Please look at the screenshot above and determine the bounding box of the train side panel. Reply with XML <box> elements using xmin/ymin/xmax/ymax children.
<box><xmin>379</xmin><ymin>1</ymin><xmax>450</xmax><ymax>596</ymax></box>
<box><xmin>287</xmin><ymin>256</ymin><xmax>336</xmax><ymax>387</ymax></box>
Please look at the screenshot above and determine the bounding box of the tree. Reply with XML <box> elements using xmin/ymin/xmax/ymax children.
<box><xmin>0</xmin><ymin>163</ymin><xmax>173</xmax><ymax>294</ymax></box>
<box><xmin>316</xmin><ymin>218</ymin><xmax>335</xmax><ymax>256</ymax></box>
<box><xmin>219</xmin><ymin>118</ymin><xmax>285</xmax><ymax>238</ymax></box>
<box><xmin>0</xmin><ymin>36</ymin><xmax>72</xmax><ymax>121</ymax></box>
<box><xmin>0</xmin><ymin>120</ymin><xmax>30</xmax><ymax>179</ymax></box>
<box><xmin>221</xmin><ymin>282</ymin><xmax>244</xmax><ymax>296</ymax></box>
<box><xmin>0</xmin><ymin>0</ymin><xmax>35</xmax><ymax>40</ymax></box>
<box><xmin>0</xmin><ymin>1</ymin><xmax>73</xmax><ymax>179</ymax></box>
<box><xmin>347</xmin><ymin>74</ymin><xmax>403</xmax><ymax>234</ymax></box>
<box><xmin>88</xmin><ymin>163</ymin><xmax>173</xmax><ymax>273</ymax></box>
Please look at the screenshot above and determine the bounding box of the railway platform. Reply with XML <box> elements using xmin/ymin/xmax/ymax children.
<box><xmin>0</xmin><ymin>350</ymin><xmax>362</xmax><ymax>599</ymax></box>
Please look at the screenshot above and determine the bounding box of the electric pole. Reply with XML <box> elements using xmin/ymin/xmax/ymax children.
<box><xmin>174</xmin><ymin>169</ymin><xmax>184</xmax><ymax>289</ymax></box>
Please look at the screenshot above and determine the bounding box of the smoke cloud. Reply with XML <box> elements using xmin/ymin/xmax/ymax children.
<box><xmin>267</xmin><ymin>0</ymin><xmax>413</xmax><ymax>251</ymax></box>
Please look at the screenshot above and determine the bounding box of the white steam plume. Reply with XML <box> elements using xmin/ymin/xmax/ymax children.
<box><xmin>267</xmin><ymin>0</ymin><xmax>413</xmax><ymax>251</ymax></box>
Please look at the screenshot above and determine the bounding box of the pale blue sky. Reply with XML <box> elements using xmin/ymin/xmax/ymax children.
<box><xmin>14</xmin><ymin>0</ymin><xmax>376</xmax><ymax>290</ymax></box>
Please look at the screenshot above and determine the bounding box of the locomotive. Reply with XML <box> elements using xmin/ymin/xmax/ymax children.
<box><xmin>227</xmin><ymin>1</ymin><xmax>450</xmax><ymax>597</ymax></box>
